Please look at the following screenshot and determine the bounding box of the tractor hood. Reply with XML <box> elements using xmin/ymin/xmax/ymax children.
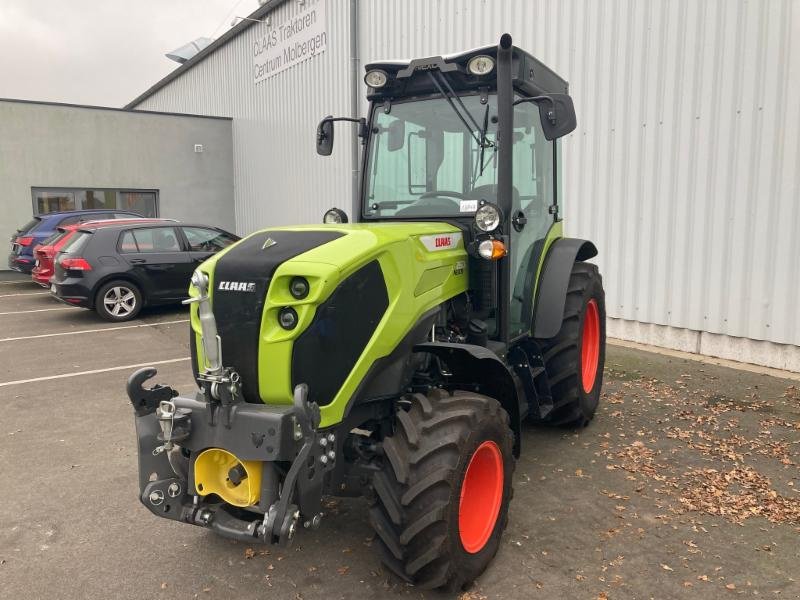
<box><xmin>188</xmin><ymin>222</ymin><xmax>469</xmax><ymax>427</ymax></box>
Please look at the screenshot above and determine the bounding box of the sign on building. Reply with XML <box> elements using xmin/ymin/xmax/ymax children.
<box><xmin>253</xmin><ymin>1</ymin><xmax>327</xmax><ymax>83</ymax></box>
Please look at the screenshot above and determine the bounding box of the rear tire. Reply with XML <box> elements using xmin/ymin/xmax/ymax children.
<box><xmin>369</xmin><ymin>389</ymin><xmax>515</xmax><ymax>591</ymax></box>
<box><xmin>95</xmin><ymin>280</ymin><xmax>143</xmax><ymax>322</ymax></box>
<box><xmin>535</xmin><ymin>261</ymin><xmax>606</xmax><ymax>427</ymax></box>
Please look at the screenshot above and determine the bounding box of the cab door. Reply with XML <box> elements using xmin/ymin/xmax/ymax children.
<box><xmin>508</xmin><ymin>101</ymin><xmax>557</xmax><ymax>339</ymax></box>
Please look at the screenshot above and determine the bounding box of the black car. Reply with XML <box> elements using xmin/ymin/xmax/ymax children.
<box><xmin>50</xmin><ymin>222</ymin><xmax>240</xmax><ymax>321</ymax></box>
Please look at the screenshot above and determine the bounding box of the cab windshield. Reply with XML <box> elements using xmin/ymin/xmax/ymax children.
<box><xmin>363</xmin><ymin>94</ymin><xmax>499</xmax><ymax>219</ymax></box>
<box><xmin>362</xmin><ymin>93</ymin><xmax>553</xmax><ymax>225</ymax></box>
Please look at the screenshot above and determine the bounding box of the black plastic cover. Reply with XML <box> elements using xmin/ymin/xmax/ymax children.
<box><xmin>292</xmin><ymin>260</ymin><xmax>389</xmax><ymax>406</ymax></box>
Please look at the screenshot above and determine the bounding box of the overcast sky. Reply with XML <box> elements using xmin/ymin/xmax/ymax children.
<box><xmin>0</xmin><ymin>0</ymin><xmax>260</xmax><ymax>108</ymax></box>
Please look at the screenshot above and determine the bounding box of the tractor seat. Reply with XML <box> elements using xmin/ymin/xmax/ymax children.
<box><xmin>466</xmin><ymin>184</ymin><xmax>520</xmax><ymax>206</ymax></box>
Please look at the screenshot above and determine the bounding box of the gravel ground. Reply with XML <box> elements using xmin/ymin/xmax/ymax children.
<box><xmin>0</xmin><ymin>278</ymin><xmax>798</xmax><ymax>599</ymax></box>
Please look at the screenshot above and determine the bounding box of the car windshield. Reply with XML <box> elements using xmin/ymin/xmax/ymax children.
<box><xmin>41</xmin><ymin>231</ymin><xmax>67</xmax><ymax>246</ymax></box>
<box><xmin>59</xmin><ymin>231</ymin><xmax>91</xmax><ymax>255</ymax></box>
<box><xmin>18</xmin><ymin>217</ymin><xmax>42</xmax><ymax>233</ymax></box>
<box><xmin>363</xmin><ymin>94</ymin><xmax>500</xmax><ymax>219</ymax></box>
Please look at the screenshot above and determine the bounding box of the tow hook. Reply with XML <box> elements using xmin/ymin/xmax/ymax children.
<box><xmin>127</xmin><ymin>367</ymin><xmax>178</xmax><ymax>416</ymax></box>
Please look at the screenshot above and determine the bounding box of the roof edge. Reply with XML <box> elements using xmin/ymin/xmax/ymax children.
<box><xmin>0</xmin><ymin>97</ymin><xmax>231</xmax><ymax>120</ymax></box>
<box><xmin>125</xmin><ymin>0</ymin><xmax>291</xmax><ymax>110</ymax></box>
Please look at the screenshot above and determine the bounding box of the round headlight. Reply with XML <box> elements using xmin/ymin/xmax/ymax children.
<box><xmin>364</xmin><ymin>69</ymin><xmax>388</xmax><ymax>88</ymax></box>
<box><xmin>467</xmin><ymin>55</ymin><xmax>495</xmax><ymax>76</ymax></box>
<box><xmin>323</xmin><ymin>208</ymin><xmax>348</xmax><ymax>224</ymax></box>
<box><xmin>289</xmin><ymin>276</ymin><xmax>309</xmax><ymax>299</ymax></box>
<box><xmin>477</xmin><ymin>239</ymin><xmax>495</xmax><ymax>260</ymax></box>
<box><xmin>475</xmin><ymin>203</ymin><xmax>501</xmax><ymax>232</ymax></box>
<box><xmin>278</xmin><ymin>307</ymin><xmax>298</xmax><ymax>330</ymax></box>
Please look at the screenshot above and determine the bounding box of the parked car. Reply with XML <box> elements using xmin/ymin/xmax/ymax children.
<box><xmin>8</xmin><ymin>209</ymin><xmax>144</xmax><ymax>273</ymax></box>
<box><xmin>31</xmin><ymin>218</ymin><xmax>175</xmax><ymax>287</ymax></box>
<box><xmin>50</xmin><ymin>222</ymin><xmax>240</xmax><ymax>321</ymax></box>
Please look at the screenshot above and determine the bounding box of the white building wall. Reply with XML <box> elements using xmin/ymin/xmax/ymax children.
<box><xmin>132</xmin><ymin>0</ymin><xmax>800</xmax><ymax>372</ymax></box>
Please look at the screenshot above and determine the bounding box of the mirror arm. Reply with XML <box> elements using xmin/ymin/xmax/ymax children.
<box><xmin>321</xmin><ymin>116</ymin><xmax>368</xmax><ymax>139</ymax></box>
<box><xmin>512</xmin><ymin>96</ymin><xmax>557</xmax><ymax>124</ymax></box>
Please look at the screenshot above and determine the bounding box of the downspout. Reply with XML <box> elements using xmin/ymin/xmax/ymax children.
<box><xmin>349</xmin><ymin>0</ymin><xmax>360</xmax><ymax>220</ymax></box>
<box><xmin>496</xmin><ymin>33</ymin><xmax>514</xmax><ymax>345</ymax></box>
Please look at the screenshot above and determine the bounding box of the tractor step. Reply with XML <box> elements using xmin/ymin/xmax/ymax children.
<box><xmin>510</xmin><ymin>342</ymin><xmax>554</xmax><ymax>421</ymax></box>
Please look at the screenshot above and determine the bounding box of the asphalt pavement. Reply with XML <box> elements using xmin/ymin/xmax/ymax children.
<box><xmin>1</xmin><ymin>276</ymin><xmax>798</xmax><ymax>600</ymax></box>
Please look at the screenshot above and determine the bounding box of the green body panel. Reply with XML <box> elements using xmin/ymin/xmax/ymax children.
<box><xmin>189</xmin><ymin>223</ymin><xmax>468</xmax><ymax>428</ymax></box>
<box><xmin>531</xmin><ymin>220</ymin><xmax>563</xmax><ymax>303</ymax></box>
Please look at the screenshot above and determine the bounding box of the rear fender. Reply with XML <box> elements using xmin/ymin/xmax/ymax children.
<box><xmin>414</xmin><ymin>342</ymin><xmax>523</xmax><ymax>457</ymax></box>
<box><xmin>533</xmin><ymin>238</ymin><xmax>597</xmax><ymax>339</ymax></box>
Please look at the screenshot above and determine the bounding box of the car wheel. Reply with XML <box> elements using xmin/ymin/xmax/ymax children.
<box><xmin>95</xmin><ymin>280</ymin><xmax>143</xmax><ymax>322</ymax></box>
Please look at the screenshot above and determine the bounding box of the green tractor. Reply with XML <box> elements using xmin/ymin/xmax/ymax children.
<box><xmin>128</xmin><ymin>33</ymin><xmax>605</xmax><ymax>590</ymax></box>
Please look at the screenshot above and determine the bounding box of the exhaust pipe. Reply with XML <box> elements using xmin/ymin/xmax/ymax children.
<box><xmin>496</xmin><ymin>33</ymin><xmax>514</xmax><ymax>344</ymax></box>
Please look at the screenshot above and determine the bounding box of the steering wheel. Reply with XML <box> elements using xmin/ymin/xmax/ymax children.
<box><xmin>418</xmin><ymin>190</ymin><xmax>466</xmax><ymax>200</ymax></box>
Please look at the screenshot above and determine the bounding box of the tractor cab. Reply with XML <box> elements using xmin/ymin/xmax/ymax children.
<box><xmin>317</xmin><ymin>34</ymin><xmax>578</xmax><ymax>346</ymax></box>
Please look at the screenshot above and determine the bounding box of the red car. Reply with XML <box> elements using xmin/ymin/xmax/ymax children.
<box><xmin>31</xmin><ymin>218</ymin><xmax>174</xmax><ymax>287</ymax></box>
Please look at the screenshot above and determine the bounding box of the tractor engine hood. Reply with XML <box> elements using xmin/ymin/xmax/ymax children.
<box><xmin>188</xmin><ymin>223</ymin><xmax>469</xmax><ymax>427</ymax></box>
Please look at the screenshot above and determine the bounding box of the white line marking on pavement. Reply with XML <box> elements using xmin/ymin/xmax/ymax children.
<box><xmin>0</xmin><ymin>307</ymin><xmax>79</xmax><ymax>315</ymax></box>
<box><xmin>0</xmin><ymin>291</ymin><xmax>50</xmax><ymax>298</ymax></box>
<box><xmin>0</xmin><ymin>280</ymin><xmax>37</xmax><ymax>285</ymax></box>
<box><xmin>0</xmin><ymin>319</ymin><xmax>190</xmax><ymax>342</ymax></box>
<box><xmin>0</xmin><ymin>357</ymin><xmax>190</xmax><ymax>387</ymax></box>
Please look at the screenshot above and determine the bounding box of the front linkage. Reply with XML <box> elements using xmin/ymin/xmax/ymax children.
<box><xmin>127</xmin><ymin>271</ymin><xmax>335</xmax><ymax>546</ymax></box>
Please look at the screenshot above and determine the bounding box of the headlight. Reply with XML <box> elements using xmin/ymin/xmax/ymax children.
<box><xmin>474</xmin><ymin>203</ymin><xmax>501</xmax><ymax>232</ymax></box>
<box><xmin>477</xmin><ymin>239</ymin><xmax>507</xmax><ymax>261</ymax></box>
<box><xmin>323</xmin><ymin>208</ymin><xmax>348</xmax><ymax>224</ymax></box>
<box><xmin>278</xmin><ymin>307</ymin><xmax>298</xmax><ymax>330</ymax></box>
<box><xmin>467</xmin><ymin>55</ymin><xmax>495</xmax><ymax>76</ymax></box>
<box><xmin>364</xmin><ymin>69</ymin><xmax>388</xmax><ymax>88</ymax></box>
<box><xmin>289</xmin><ymin>276</ymin><xmax>309</xmax><ymax>299</ymax></box>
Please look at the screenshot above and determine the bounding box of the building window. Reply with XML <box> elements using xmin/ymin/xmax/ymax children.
<box><xmin>32</xmin><ymin>188</ymin><xmax>159</xmax><ymax>217</ymax></box>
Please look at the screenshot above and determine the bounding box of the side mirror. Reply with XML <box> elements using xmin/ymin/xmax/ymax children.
<box><xmin>536</xmin><ymin>94</ymin><xmax>576</xmax><ymax>141</ymax></box>
<box><xmin>316</xmin><ymin>116</ymin><xmax>334</xmax><ymax>156</ymax></box>
<box><xmin>387</xmin><ymin>119</ymin><xmax>405</xmax><ymax>152</ymax></box>
<box><xmin>514</xmin><ymin>94</ymin><xmax>577</xmax><ymax>140</ymax></box>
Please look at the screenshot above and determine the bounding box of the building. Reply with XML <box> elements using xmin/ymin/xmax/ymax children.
<box><xmin>0</xmin><ymin>99</ymin><xmax>235</xmax><ymax>251</ymax></box>
<box><xmin>59</xmin><ymin>0</ymin><xmax>800</xmax><ymax>372</ymax></box>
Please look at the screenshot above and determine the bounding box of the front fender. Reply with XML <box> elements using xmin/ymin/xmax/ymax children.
<box><xmin>414</xmin><ymin>342</ymin><xmax>523</xmax><ymax>457</ymax></box>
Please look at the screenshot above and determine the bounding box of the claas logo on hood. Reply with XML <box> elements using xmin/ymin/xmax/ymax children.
<box><xmin>218</xmin><ymin>281</ymin><xmax>256</xmax><ymax>292</ymax></box>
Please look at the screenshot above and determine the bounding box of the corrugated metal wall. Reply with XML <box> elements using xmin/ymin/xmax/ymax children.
<box><xmin>134</xmin><ymin>0</ymin><xmax>800</xmax><ymax>350</ymax></box>
<box><xmin>136</xmin><ymin>0</ymin><xmax>354</xmax><ymax>233</ymax></box>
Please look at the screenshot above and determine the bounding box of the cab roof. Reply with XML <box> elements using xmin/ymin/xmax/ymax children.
<box><xmin>364</xmin><ymin>42</ymin><xmax>568</xmax><ymax>100</ymax></box>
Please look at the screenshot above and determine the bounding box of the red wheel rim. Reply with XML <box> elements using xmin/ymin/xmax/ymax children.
<box><xmin>581</xmin><ymin>298</ymin><xmax>600</xmax><ymax>393</ymax></box>
<box><xmin>458</xmin><ymin>440</ymin><xmax>504</xmax><ymax>554</ymax></box>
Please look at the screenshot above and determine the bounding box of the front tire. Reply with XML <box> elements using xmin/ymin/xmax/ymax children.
<box><xmin>536</xmin><ymin>261</ymin><xmax>606</xmax><ymax>427</ymax></box>
<box><xmin>95</xmin><ymin>280</ymin><xmax>143</xmax><ymax>322</ymax></box>
<box><xmin>369</xmin><ymin>389</ymin><xmax>515</xmax><ymax>590</ymax></box>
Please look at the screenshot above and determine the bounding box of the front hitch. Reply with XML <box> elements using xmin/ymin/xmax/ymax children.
<box><xmin>128</xmin><ymin>369</ymin><xmax>336</xmax><ymax>547</ymax></box>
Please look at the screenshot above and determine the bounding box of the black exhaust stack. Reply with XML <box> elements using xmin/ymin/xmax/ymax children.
<box><xmin>496</xmin><ymin>33</ymin><xmax>514</xmax><ymax>344</ymax></box>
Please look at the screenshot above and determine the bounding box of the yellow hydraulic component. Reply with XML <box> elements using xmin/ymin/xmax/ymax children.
<box><xmin>194</xmin><ymin>448</ymin><xmax>262</xmax><ymax>507</ymax></box>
